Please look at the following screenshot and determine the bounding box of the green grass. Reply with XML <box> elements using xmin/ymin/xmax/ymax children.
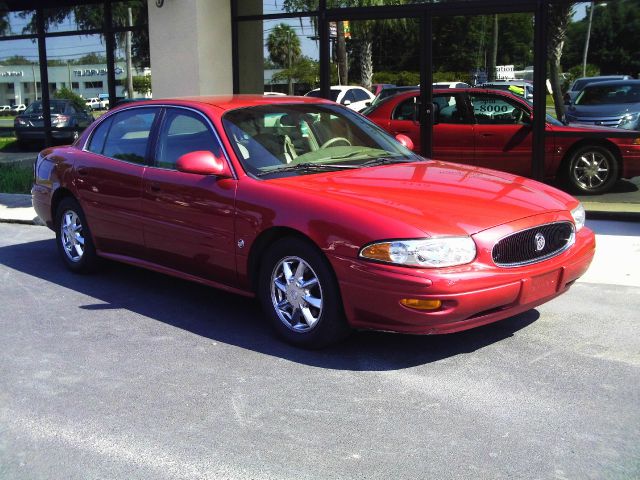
<box><xmin>0</xmin><ymin>137</ymin><xmax>17</xmax><ymax>151</ymax></box>
<box><xmin>0</xmin><ymin>163</ymin><xmax>33</xmax><ymax>194</ymax></box>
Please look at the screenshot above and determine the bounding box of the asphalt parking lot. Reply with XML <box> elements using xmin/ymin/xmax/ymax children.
<box><xmin>1</xmin><ymin>222</ymin><xmax>639</xmax><ymax>479</ymax></box>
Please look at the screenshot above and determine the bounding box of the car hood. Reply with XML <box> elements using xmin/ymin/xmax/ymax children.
<box><xmin>271</xmin><ymin>160</ymin><xmax>574</xmax><ymax>237</ymax></box>
<box><xmin>567</xmin><ymin>103</ymin><xmax>640</xmax><ymax>118</ymax></box>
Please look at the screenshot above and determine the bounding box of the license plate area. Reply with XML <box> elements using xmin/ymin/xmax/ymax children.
<box><xmin>521</xmin><ymin>269</ymin><xmax>561</xmax><ymax>304</ymax></box>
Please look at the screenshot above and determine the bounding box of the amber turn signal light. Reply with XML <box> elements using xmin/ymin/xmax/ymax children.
<box><xmin>400</xmin><ymin>298</ymin><xmax>442</xmax><ymax>311</ymax></box>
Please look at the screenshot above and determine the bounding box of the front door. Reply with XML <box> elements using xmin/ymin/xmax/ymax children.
<box><xmin>468</xmin><ymin>93</ymin><xmax>533</xmax><ymax>177</ymax></box>
<box><xmin>141</xmin><ymin>107</ymin><xmax>238</xmax><ymax>286</ymax></box>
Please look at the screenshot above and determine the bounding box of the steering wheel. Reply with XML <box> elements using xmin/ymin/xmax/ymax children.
<box><xmin>320</xmin><ymin>137</ymin><xmax>351</xmax><ymax>149</ymax></box>
<box><xmin>511</xmin><ymin>108</ymin><xmax>524</xmax><ymax>123</ymax></box>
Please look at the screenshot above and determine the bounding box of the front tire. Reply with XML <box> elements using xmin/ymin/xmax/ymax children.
<box><xmin>258</xmin><ymin>237</ymin><xmax>350</xmax><ymax>348</ymax></box>
<box><xmin>55</xmin><ymin>197</ymin><xmax>99</xmax><ymax>273</ymax></box>
<box><xmin>564</xmin><ymin>145</ymin><xmax>619</xmax><ymax>194</ymax></box>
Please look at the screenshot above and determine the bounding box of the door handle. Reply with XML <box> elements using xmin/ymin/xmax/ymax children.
<box><xmin>77</xmin><ymin>167</ymin><xmax>89</xmax><ymax>176</ymax></box>
<box><xmin>480</xmin><ymin>133</ymin><xmax>494</xmax><ymax>137</ymax></box>
<box><xmin>149</xmin><ymin>182</ymin><xmax>161</xmax><ymax>193</ymax></box>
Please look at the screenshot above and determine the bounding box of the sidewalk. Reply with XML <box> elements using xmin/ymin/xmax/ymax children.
<box><xmin>0</xmin><ymin>193</ymin><xmax>44</xmax><ymax>225</ymax></box>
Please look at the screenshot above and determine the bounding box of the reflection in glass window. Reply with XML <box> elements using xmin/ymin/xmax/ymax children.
<box><xmin>102</xmin><ymin>108</ymin><xmax>157</xmax><ymax>164</ymax></box>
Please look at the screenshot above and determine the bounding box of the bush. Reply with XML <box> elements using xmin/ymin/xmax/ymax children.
<box><xmin>372</xmin><ymin>70</ymin><xmax>472</xmax><ymax>86</ymax></box>
<box><xmin>53</xmin><ymin>87</ymin><xmax>87</xmax><ymax>111</ymax></box>
<box><xmin>0</xmin><ymin>164</ymin><xmax>33</xmax><ymax>194</ymax></box>
<box><xmin>563</xmin><ymin>64</ymin><xmax>600</xmax><ymax>90</ymax></box>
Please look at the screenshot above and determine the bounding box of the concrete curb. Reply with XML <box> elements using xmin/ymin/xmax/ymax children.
<box><xmin>0</xmin><ymin>193</ymin><xmax>45</xmax><ymax>226</ymax></box>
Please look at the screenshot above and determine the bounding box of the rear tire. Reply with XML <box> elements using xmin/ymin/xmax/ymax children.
<box><xmin>258</xmin><ymin>237</ymin><xmax>350</xmax><ymax>348</ymax></box>
<box><xmin>564</xmin><ymin>145</ymin><xmax>619</xmax><ymax>194</ymax></box>
<box><xmin>54</xmin><ymin>197</ymin><xmax>99</xmax><ymax>273</ymax></box>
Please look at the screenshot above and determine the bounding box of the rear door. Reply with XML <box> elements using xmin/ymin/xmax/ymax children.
<box><xmin>77</xmin><ymin>107</ymin><xmax>159</xmax><ymax>257</ymax></box>
<box><xmin>141</xmin><ymin>107</ymin><xmax>238</xmax><ymax>285</ymax></box>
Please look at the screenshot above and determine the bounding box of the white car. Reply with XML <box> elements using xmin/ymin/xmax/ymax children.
<box><xmin>0</xmin><ymin>105</ymin><xmax>12</xmax><ymax>112</ymax></box>
<box><xmin>11</xmin><ymin>104</ymin><xmax>26</xmax><ymax>113</ymax></box>
<box><xmin>85</xmin><ymin>97</ymin><xmax>108</xmax><ymax>110</ymax></box>
<box><xmin>305</xmin><ymin>85</ymin><xmax>375</xmax><ymax>111</ymax></box>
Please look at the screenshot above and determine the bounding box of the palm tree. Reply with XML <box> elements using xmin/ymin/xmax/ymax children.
<box><xmin>548</xmin><ymin>4</ymin><xmax>573</xmax><ymax>121</ymax></box>
<box><xmin>267</xmin><ymin>23</ymin><xmax>302</xmax><ymax>95</ymax></box>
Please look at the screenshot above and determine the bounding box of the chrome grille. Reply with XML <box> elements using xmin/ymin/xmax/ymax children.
<box><xmin>492</xmin><ymin>222</ymin><xmax>575</xmax><ymax>267</ymax></box>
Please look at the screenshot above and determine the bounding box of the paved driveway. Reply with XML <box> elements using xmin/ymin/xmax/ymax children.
<box><xmin>0</xmin><ymin>223</ymin><xmax>638</xmax><ymax>479</ymax></box>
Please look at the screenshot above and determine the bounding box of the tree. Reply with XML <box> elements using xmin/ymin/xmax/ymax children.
<box><xmin>0</xmin><ymin>55</ymin><xmax>35</xmax><ymax>66</ymax></box>
<box><xmin>132</xmin><ymin>75</ymin><xmax>152</xmax><ymax>95</ymax></box>
<box><xmin>271</xmin><ymin>56</ymin><xmax>320</xmax><ymax>92</ymax></box>
<box><xmin>547</xmin><ymin>4</ymin><xmax>573</xmax><ymax>121</ymax></box>
<box><xmin>53</xmin><ymin>87</ymin><xmax>86</xmax><ymax>112</ymax></box>
<box><xmin>267</xmin><ymin>23</ymin><xmax>302</xmax><ymax>95</ymax></box>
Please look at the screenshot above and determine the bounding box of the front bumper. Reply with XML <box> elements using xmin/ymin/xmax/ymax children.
<box><xmin>15</xmin><ymin>128</ymin><xmax>76</xmax><ymax>141</ymax></box>
<box><xmin>329</xmin><ymin>216</ymin><xmax>596</xmax><ymax>335</ymax></box>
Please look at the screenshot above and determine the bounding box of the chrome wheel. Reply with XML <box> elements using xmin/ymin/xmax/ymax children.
<box><xmin>571</xmin><ymin>150</ymin><xmax>611</xmax><ymax>191</ymax></box>
<box><xmin>270</xmin><ymin>256</ymin><xmax>323</xmax><ymax>332</ymax></box>
<box><xmin>60</xmin><ymin>209</ymin><xmax>85</xmax><ymax>263</ymax></box>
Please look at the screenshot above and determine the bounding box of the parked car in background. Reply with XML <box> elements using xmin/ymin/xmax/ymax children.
<box><xmin>11</xmin><ymin>104</ymin><xmax>26</xmax><ymax>114</ymax></box>
<box><xmin>366</xmin><ymin>88</ymin><xmax>640</xmax><ymax>194</ymax></box>
<box><xmin>565</xmin><ymin>80</ymin><xmax>640</xmax><ymax>131</ymax></box>
<box><xmin>32</xmin><ymin>95</ymin><xmax>594</xmax><ymax>348</ymax></box>
<box><xmin>360</xmin><ymin>86</ymin><xmax>419</xmax><ymax>114</ymax></box>
<box><xmin>264</xmin><ymin>92</ymin><xmax>287</xmax><ymax>96</ymax></box>
<box><xmin>480</xmin><ymin>80</ymin><xmax>534</xmax><ymax>101</ymax></box>
<box><xmin>433</xmin><ymin>81</ymin><xmax>471</xmax><ymax>89</ymax></box>
<box><xmin>564</xmin><ymin>75</ymin><xmax>632</xmax><ymax>104</ymax></box>
<box><xmin>370</xmin><ymin>83</ymin><xmax>395</xmax><ymax>95</ymax></box>
<box><xmin>0</xmin><ymin>105</ymin><xmax>12</xmax><ymax>112</ymax></box>
<box><xmin>85</xmin><ymin>97</ymin><xmax>108</xmax><ymax>110</ymax></box>
<box><xmin>14</xmin><ymin>99</ymin><xmax>94</xmax><ymax>149</ymax></box>
<box><xmin>305</xmin><ymin>85</ymin><xmax>375</xmax><ymax>111</ymax></box>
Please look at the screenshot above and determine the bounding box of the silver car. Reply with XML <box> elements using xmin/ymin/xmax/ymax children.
<box><xmin>564</xmin><ymin>75</ymin><xmax>631</xmax><ymax>104</ymax></box>
<box><xmin>565</xmin><ymin>80</ymin><xmax>640</xmax><ymax>131</ymax></box>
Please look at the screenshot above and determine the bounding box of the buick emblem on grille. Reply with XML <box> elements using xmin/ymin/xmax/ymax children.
<box><xmin>535</xmin><ymin>232</ymin><xmax>546</xmax><ymax>251</ymax></box>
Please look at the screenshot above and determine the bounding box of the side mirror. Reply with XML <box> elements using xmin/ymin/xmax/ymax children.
<box><xmin>522</xmin><ymin>113</ymin><xmax>532</xmax><ymax>125</ymax></box>
<box><xmin>395</xmin><ymin>134</ymin><xmax>415</xmax><ymax>151</ymax></box>
<box><xmin>342</xmin><ymin>99</ymin><xmax>352</xmax><ymax>106</ymax></box>
<box><xmin>176</xmin><ymin>150</ymin><xmax>232</xmax><ymax>177</ymax></box>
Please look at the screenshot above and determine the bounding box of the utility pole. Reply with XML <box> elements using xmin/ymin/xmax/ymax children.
<box><xmin>582</xmin><ymin>1</ymin><xmax>594</xmax><ymax>77</ymax></box>
<box><xmin>126</xmin><ymin>7</ymin><xmax>134</xmax><ymax>98</ymax></box>
<box><xmin>489</xmin><ymin>14</ymin><xmax>498</xmax><ymax>81</ymax></box>
<box><xmin>288</xmin><ymin>28</ymin><xmax>293</xmax><ymax>95</ymax></box>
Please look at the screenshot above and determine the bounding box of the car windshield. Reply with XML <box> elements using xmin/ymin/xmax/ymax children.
<box><xmin>222</xmin><ymin>103</ymin><xmax>421</xmax><ymax>178</ymax></box>
<box><xmin>306</xmin><ymin>89</ymin><xmax>341</xmax><ymax>102</ymax></box>
<box><xmin>575</xmin><ymin>84</ymin><xmax>640</xmax><ymax>105</ymax></box>
<box><xmin>24</xmin><ymin>101</ymin><xmax>68</xmax><ymax>115</ymax></box>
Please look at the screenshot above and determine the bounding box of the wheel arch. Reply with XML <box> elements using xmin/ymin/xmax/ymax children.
<box><xmin>560</xmin><ymin>138</ymin><xmax>622</xmax><ymax>174</ymax></box>
<box><xmin>50</xmin><ymin>187</ymin><xmax>77</xmax><ymax>221</ymax></box>
<box><xmin>247</xmin><ymin>226</ymin><xmax>328</xmax><ymax>293</ymax></box>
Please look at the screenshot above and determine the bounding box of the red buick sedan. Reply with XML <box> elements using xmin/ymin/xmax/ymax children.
<box><xmin>32</xmin><ymin>96</ymin><xmax>595</xmax><ymax>348</ymax></box>
<box><xmin>365</xmin><ymin>88</ymin><xmax>640</xmax><ymax>194</ymax></box>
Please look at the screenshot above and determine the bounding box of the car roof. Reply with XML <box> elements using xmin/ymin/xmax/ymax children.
<box><xmin>108</xmin><ymin>95</ymin><xmax>337</xmax><ymax>112</ymax></box>
<box><xmin>581</xmin><ymin>79</ymin><xmax>640</xmax><ymax>87</ymax></box>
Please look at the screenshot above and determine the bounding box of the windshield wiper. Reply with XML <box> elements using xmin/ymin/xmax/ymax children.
<box><xmin>255</xmin><ymin>162</ymin><xmax>359</xmax><ymax>177</ymax></box>
<box><xmin>358</xmin><ymin>157</ymin><xmax>414</xmax><ymax>168</ymax></box>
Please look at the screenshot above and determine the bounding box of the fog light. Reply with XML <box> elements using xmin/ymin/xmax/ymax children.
<box><xmin>400</xmin><ymin>298</ymin><xmax>442</xmax><ymax>311</ymax></box>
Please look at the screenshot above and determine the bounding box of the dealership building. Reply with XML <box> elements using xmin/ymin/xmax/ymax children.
<box><xmin>0</xmin><ymin>64</ymin><xmax>150</xmax><ymax>107</ymax></box>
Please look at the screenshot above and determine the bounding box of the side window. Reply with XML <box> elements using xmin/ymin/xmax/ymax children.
<box><xmin>352</xmin><ymin>88</ymin><xmax>371</xmax><ymax>102</ymax></box>
<box><xmin>392</xmin><ymin>97</ymin><xmax>418</xmax><ymax>121</ymax></box>
<box><xmin>102</xmin><ymin>108</ymin><xmax>157</xmax><ymax>164</ymax></box>
<box><xmin>86</xmin><ymin>117</ymin><xmax>113</xmax><ymax>154</ymax></box>
<box><xmin>155</xmin><ymin>109</ymin><xmax>223</xmax><ymax>170</ymax></box>
<box><xmin>433</xmin><ymin>95</ymin><xmax>466</xmax><ymax>124</ymax></box>
<box><xmin>343</xmin><ymin>89</ymin><xmax>357</xmax><ymax>103</ymax></box>
<box><xmin>470</xmin><ymin>94</ymin><xmax>528</xmax><ymax>125</ymax></box>
<box><xmin>66</xmin><ymin>104</ymin><xmax>77</xmax><ymax>114</ymax></box>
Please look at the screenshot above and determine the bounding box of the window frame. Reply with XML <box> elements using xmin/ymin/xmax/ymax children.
<box><xmin>151</xmin><ymin>106</ymin><xmax>226</xmax><ymax>172</ymax></box>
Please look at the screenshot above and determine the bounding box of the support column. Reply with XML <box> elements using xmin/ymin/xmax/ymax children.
<box><xmin>148</xmin><ymin>0</ymin><xmax>233</xmax><ymax>97</ymax></box>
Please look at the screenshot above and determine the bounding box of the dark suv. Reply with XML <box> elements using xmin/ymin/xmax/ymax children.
<box><xmin>14</xmin><ymin>99</ymin><xmax>94</xmax><ymax>149</ymax></box>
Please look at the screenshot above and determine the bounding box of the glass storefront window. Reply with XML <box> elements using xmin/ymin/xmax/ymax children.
<box><xmin>236</xmin><ymin>1</ymin><xmax>319</xmax><ymax>17</ymax></box>
<box><xmin>0</xmin><ymin>10</ymin><xmax>36</xmax><ymax>37</ymax></box>
<box><xmin>42</xmin><ymin>4</ymin><xmax>104</xmax><ymax>34</ymax></box>
<box><xmin>112</xmin><ymin>1</ymin><xmax>148</xmax><ymax>28</ymax></box>
<box><xmin>238</xmin><ymin>17</ymin><xmax>320</xmax><ymax>95</ymax></box>
<box><xmin>0</xmin><ymin>39</ymin><xmax>41</xmax><ymax>109</ymax></box>
<box><xmin>113</xmin><ymin>26</ymin><xmax>152</xmax><ymax>102</ymax></box>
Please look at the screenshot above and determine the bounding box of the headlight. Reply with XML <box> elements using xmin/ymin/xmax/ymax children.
<box><xmin>359</xmin><ymin>237</ymin><xmax>476</xmax><ymax>268</ymax></box>
<box><xmin>618</xmin><ymin>112</ymin><xmax>639</xmax><ymax>130</ymax></box>
<box><xmin>571</xmin><ymin>203</ymin><xmax>586</xmax><ymax>232</ymax></box>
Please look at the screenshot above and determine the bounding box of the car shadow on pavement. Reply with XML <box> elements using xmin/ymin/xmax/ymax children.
<box><xmin>0</xmin><ymin>238</ymin><xmax>540</xmax><ymax>372</ymax></box>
